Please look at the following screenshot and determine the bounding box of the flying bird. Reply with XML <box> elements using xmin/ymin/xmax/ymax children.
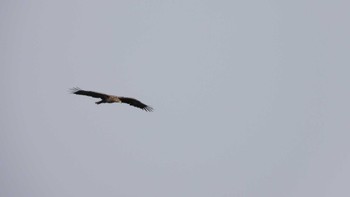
<box><xmin>71</xmin><ymin>87</ymin><xmax>153</xmax><ymax>112</ymax></box>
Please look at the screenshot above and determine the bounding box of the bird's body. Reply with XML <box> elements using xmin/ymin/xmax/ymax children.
<box><xmin>71</xmin><ymin>87</ymin><xmax>153</xmax><ymax>112</ymax></box>
<box><xmin>99</xmin><ymin>95</ymin><xmax>121</xmax><ymax>104</ymax></box>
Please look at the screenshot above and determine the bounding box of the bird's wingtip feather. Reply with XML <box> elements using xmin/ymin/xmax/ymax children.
<box><xmin>70</xmin><ymin>87</ymin><xmax>81</xmax><ymax>94</ymax></box>
<box><xmin>144</xmin><ymin>106</ymin><xmax>154</xmax><ymax>112</ymax></box>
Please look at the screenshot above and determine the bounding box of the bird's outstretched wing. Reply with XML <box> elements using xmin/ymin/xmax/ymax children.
<box><xmin>71</xmin><ymin>87</ymin><xmax>109</xmax><ymax>99</ymax></box>
<box><xmin>119</xmin><ymin>97</ymin><xmax>153</xmax><ymax>112</ymax></box>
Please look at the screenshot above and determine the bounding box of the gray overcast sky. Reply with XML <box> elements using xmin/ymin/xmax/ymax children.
<box><xmin>1</xmin><ymin>0</ymin><xmax>350</xmax><ymax>196</ymax></box>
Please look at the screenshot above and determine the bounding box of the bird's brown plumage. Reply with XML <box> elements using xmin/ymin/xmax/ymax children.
<box><xmin>71</xmin><ymin>87</ymin><xmax>153</xmax><ymax>112</ymax></box>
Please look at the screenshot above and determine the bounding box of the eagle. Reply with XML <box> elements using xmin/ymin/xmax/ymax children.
<box><xmin>71</xmin><ymin>87</ymin><xmax>153</xmax><ymax>112</ymax></box>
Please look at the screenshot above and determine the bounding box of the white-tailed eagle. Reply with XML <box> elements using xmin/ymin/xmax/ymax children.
<box><xmin>71</xmin><ymin>87</ymin><xmax>153</xmax><ymax>112</ymax></box>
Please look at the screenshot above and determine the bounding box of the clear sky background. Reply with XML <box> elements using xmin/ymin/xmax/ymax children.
<box><xmin>1</xmin><ymin>0</ymin><xmax>350</xmax><ymax>196</ymax></box>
